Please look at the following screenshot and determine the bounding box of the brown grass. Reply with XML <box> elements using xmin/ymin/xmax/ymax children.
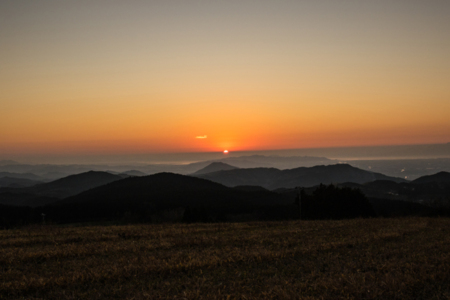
<box><xmin>1</xmin><ymin>217</ymin><xmax>449</xmax><ymax>299</ymax></box>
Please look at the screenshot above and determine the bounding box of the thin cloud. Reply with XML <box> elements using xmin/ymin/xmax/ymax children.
<box><xmin>196</xmin><ymin>135</ymin><xmax>207</xmax><ymax>139</ymax></box>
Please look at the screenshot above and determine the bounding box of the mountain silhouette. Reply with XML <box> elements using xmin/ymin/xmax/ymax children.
<box><xmin>42</xmin><ymin>173</ymin><xmax>291</xmax><ymax>223</ymax></box>
<box><xmin>192</xmin><ymin>162</ymin><xmax>239</xmax><ymax>175</ymax></box>
<box><xmin>194</xmin><ymin>164</ymin><xmax>406</xmax><ymax>190</ymax></box>
<box><xmin>56</xmin><ymin>172</ymin><xmax>288</xmax><ymax>206</ymax></box>
<box><xmin>412</xmin><ymin>172</ymin><xmax>450</xmax><ymax>184</ymax></box>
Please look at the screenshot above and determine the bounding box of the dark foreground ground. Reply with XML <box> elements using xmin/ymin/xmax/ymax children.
<box><xmin>1</xmin><ymin>218</ymin><xmax>449</xmax><ymax>299</ymax></box>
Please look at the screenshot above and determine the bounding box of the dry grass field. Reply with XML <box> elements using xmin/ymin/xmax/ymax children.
<box><xmin>1</xmin><ymin>218</ymin><xmax>449</xmax><ymax>300</ymax></box>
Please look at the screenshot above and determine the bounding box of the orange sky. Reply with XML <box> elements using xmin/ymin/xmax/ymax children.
<box><xmin>1</xmin><ymin>1</ymin><xmax>450</xmax><ymax>156</ymax></box>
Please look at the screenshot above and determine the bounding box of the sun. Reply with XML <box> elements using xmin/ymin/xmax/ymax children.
<box><xmin>223</xmin><ymin>150</ymin><xmax>229</xmax><ymax>154</ymax></box>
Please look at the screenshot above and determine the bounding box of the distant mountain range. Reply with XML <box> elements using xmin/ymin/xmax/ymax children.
<box><xmin>195</xmin><ymin>164</ymin><xmax>407</xmax><ymax>189</ymax></box>
<box><xmin>0</xmin><ymin>166</ymin><xmax>448</xmax><ymax>226</ymax></box>
<box><xmin>1</xmin><ymin>164</ymin><xmax>443</xmax><ymax>209</ymax></box>
<box><xmin>2</xmin><ymin>155</ymin><xmax>450</xmax><ymax>181</ymax></box>
<box><xmin>203</xmin><ymin>155</ymin><xmax>334</xmax><ymax>169</ymax></box>
<box><xmin>0</xmin><ymin>155</ymin><xmax>337</xmax><ymax>179</ymax></box>
<box><xmin>0</xmin><ymin>162</ymin><xmax>448</xmax><ymax>224</ymax></box>
<box><xmin>192</xmin><ymin>162</ymin><xmax>238</xmax><ymax>175</ymax></box>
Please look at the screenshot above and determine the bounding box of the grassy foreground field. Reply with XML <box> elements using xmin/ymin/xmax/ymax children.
<box><xmin>1</xmin><ymin>218</ymin><xmax>449</xmax><ymax>299</ymax></box>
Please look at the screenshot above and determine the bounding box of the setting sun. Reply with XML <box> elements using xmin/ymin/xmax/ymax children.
<box><xmin>223</xmin><ymin>150</ymin><xmax>229</xmax><ymax>154</ymax></box>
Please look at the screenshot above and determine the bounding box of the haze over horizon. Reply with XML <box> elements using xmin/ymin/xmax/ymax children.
<box><xmin>2</xmin><ymin>1</ymin><xmax>449</xmax><ymax>159</ymax></box>
<box><xmin>2</xmin><ymin>143</ymin><xmax>450</xmax><ymax>165</ymax></box>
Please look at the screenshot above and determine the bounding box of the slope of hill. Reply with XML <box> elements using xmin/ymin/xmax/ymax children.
<box><xmin>0</xmin><ymin>172</ymin><xmax>43</xmax><ymax>181</ymax></box>
<box><xmin>31</xmin><ymin>171</ymin><xmax>123</xmax><ymax>198</ymax></box>
<box><xmin>0</xmin><ymin>177</ymin><xmax>43</xmax><ymax>188</ymax></box>
<box><xmin>195</xmin><ymin>164</ymin><xmax>406</xmax><ymax>190</ymax></box>
<box><xmin>192</xmin><ymin>162</ymin><xmax>238</xmax><ymax>175</ymax></box>
<box><xmin>0</xmin><ymin>171</ymin><xmax>124</xmax><ymax>207</ymax></box>
<box><xmin>413</xmin><ymin>172</ymin><xmax>450</xmax><ymax>184</ymax></box>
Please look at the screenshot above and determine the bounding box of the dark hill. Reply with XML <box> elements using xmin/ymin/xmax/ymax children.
<box><xmin>192</xmin><ymin>162</ymin><xmax>238</xmax><ymax>175</ymax></box>
<box><xmin>413</xmin><ymin>172</ymin><xmax>450</xmax><ymax>184</ymax></box>
<box><xmin>56</xmin><ymin>172</ymin><xmax>288</xmax><ymax>206</ymax></box>
<box><xmin>195</xmin><ymin>164</ymin><xmax>406</xmax><ymax>190</ymax></box>
<box><xmin>42</xmin><ymin>173</ymin><xmax>291</xmax><ymax>223</ymax></box>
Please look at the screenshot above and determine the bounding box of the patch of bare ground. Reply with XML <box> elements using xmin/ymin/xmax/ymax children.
<box><xmin>0</xmin><ymin>218</ymin><xmax>449</xmax><ymax>299</ymax></box>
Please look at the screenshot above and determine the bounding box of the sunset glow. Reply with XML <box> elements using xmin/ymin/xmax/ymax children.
<box><xmin>1</xmin><ymin>1</ymin><xmax>449</xmax><ymax>160</ymax></box>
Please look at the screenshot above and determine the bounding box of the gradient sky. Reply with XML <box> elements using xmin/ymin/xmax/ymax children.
<box><xmin>1</xmin><ymin>0</ymin><xmax>450</xmax><ymax>157</ymax></box>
